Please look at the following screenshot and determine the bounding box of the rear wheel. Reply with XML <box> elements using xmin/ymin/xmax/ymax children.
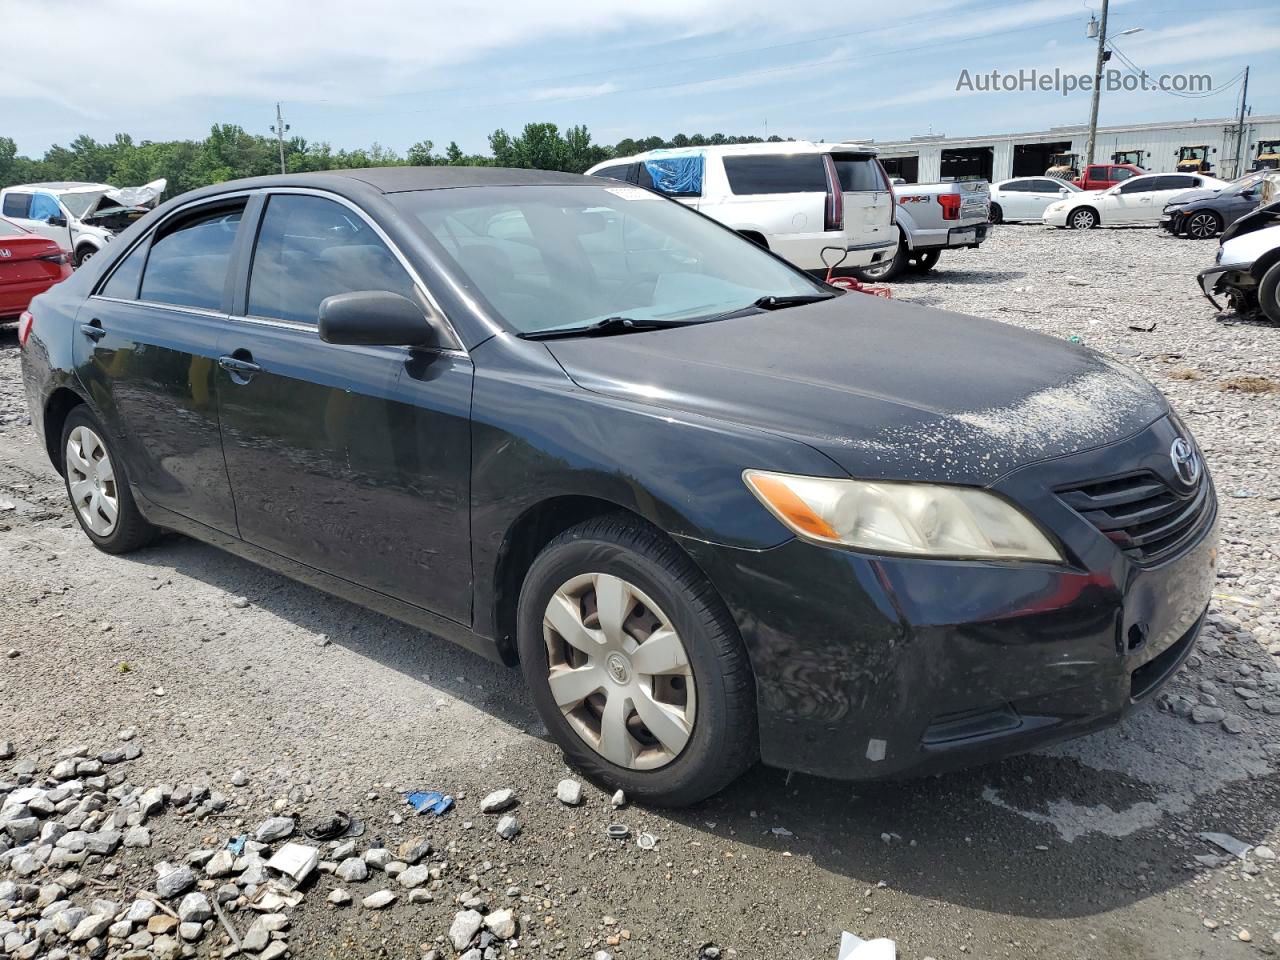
<box><xmin>854</xmin><ymin>241</ymin><xmax>904</xmax><ymax>282</ymax></box>
<box><xmin>517</xmin><ymin>515</ymin><xmax>757</xmax><ymax>806</ymax></box>
<box><xmin>1184</xmin><ymin>211</ymin><xmax>1221</xmax><ymax>240</ymax></box>
<box><xmin>1259</xmin><ymin>262</ymin><xmax>1280</xmax><ymax>325</ymax></box>
<box><xmin>61</xmin><ymin>406</ymin><xmax>158</xmax><ymax>554</ymax></box>
<box><xmin>906</xmin><ymin>249</ymin><xmax>941</xmax><ymax>274</ymax></box>
<box><xmin>988</xmin><ymin>202</ymin><xmax>1003</xmax><ymax>224</ymax></box>
<box><xmin>1068</xmin><ymin>207</ymin><xmax>1098</xmax><ymax>230</ymax></box>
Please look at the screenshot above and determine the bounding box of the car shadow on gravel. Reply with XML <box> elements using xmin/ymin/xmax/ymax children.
<box><xmin>662</xmin><ymin>710</ymin><xmax>1280</xmax><ymax>921</ymax></box>
<box><xmin>128</xmin><ymin>532</ymin><xmax>542</xmax><ymax>731</ymax></box>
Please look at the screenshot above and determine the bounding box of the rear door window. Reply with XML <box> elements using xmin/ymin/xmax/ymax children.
<box><xmin>99</xmin><ymin>242</ymin><xmax>148</xmax><ymax>300</ymax></box>
<box><xmin>248</xmin><ymin>194</ymin><xmax>416</xmax><ymax>326</ymax></box>
<box><xmin>832</xmin><ymin>155</ymin><xmax>883</xmax><ymax>192</ymax></box>
<box><xmin>2</xmin><ymin>192</ymin><xmax>31</xmax><ymax>219</ymax></box>
<box><xmin>140</xmin><ymin>203</ymin><xmax>245</xmax><ymax>311</ymax></box>
<box><xmin>1155</xmin><ymin>175</ymin><xmax>1197</xmax><ymax>191</ymax></box>
<box><xmin>591</xmin><ymin>164</ymin><xmax>633</xmax><ymax>183</ymax></box>
<box><xmin>722</xmin><ymin>155</ymin><xmax>827</xmax><ymax>195</ymax></box>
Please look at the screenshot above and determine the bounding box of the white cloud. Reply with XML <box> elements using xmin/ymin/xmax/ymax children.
<box><xmin>526</xmin><ymin>82</ymin><xmax>620</xmax><ymax>102</ymax></box>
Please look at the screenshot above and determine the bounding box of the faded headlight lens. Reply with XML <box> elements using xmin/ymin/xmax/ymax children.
<box><xmin>744</xmin><ymin>470</ymin><xmax>1063</xmax><ymax>562</ymax></box>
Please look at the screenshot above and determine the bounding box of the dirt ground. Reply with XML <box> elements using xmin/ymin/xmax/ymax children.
<box><xmin>2</xmin><ymin>222</ymin><xmax>1279</xmax><ymax>960</ymax></box>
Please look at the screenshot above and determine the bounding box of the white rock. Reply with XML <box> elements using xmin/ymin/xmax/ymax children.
<box><xmin>556</xmin><ymin>779</ymin><xmax>583</xmax><ymax>806</ymax></box>
<box><xmin>496</xmin><ymin>815</ymin><xmax>520</xmax><ymax>840</ymax></box>
<box><xmin>450</xmin><ymin>909</ymin><xmax>484</xmax><ymax>950</ymax></box>
<box><xmin>479</xmin><ymin>789</ymin><xmax>516</xmax><ymax>813</ymax></box>
<box><xmin>177</xmin><ymin>892</ymin><xmax>212</xmax><ymax>923</ymax></box>
<box><xmin>327</xmin><ymin>888</ymin><xmax>352</xmax><ymax>906</ymax></box>
<box><xmin>254</xmin><ymin>817</ymin><xmax>295</xmax><ymax>843</ymax></box>
<box><xmin>484</xmin><ymin>907</ymin><xmax>518</xmax><ymax>939</ymax></box>
<box><xmin>362</xmin><ymin>889</ymin><xmax>397</xmax><ymax>909</ymax></box>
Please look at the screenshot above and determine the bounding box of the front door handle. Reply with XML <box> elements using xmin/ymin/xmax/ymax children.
<box><xmin>79</xmin><ymin>321</ymin><xmax>106</xmax><ymax>342</ymax></box>
<box><xmin>218</xmin><ymin>353</ymin><xmax>262</xmax><ymax>384</ymax></box>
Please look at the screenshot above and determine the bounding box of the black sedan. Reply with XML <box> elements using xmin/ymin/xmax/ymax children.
<box><xmin>1162</xmin><ymin>171</ymin><xmax>1267</xmax><ymax>239</ymax></box>
<box><xmin>20</xmin><ymin>168</ymin><xmax>1217</xmax><ymax>806</ymax></box>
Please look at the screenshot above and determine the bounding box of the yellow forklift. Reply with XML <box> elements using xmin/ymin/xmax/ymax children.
<box><xmin>1253</xmin><ymin>139</ymin><xmax>1280</xmax><ymax>171</ymax></box>
<box><xmin>1045</xmin><ymin>151</ymin><xmax>1080</xmax><ymax>180</ymax></box>
<box><xmin>1111</xmin><ymin>149</ymin><xmax>1146</xmax><ymax>167</ymax></box>
<box><xmin>1175</xmin><ymin>145</ymin><xmax>1215</xmax><ymax>174</ymax></box>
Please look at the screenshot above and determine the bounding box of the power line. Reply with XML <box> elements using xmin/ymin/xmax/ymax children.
<box><xmin>1106</xmin><ymin>42</ymin><xmax>1246</xmax><ymax>100</ymax></box>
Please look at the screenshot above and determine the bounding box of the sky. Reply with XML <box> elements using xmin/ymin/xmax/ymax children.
<box><xmin>3</xmin><ymin>0</ymin><xmax>1277</xmax><ymax>157</ymax></box>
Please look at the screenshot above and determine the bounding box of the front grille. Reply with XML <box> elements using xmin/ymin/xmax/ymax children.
<box><xmin>1058</xmin><ymin>470</ymin><xmax>1213</xmax><ymax>565</ymax></box>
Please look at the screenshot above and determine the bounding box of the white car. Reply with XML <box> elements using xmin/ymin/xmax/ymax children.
<box><xmin>1043</xmin><ymin>172</ymin><xmax>1230</xmax><ymax>229</ymax></box>
<box><xmin>989</xmin><ymin>177</ymin><xmax>1081</xmax><ymax>223</ymax></box>
<box><xmin>0</xmin><ymin>179</ymin><xmax>165</xmax><ymax>265</ymax></box>
<box><xmin>586</xmin><ymin>142</ymin><xmax>896</xmax><ymax>272</ymax></box>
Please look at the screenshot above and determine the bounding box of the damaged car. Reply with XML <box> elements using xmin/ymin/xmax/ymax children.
<box><xmin>1198</xmin><ymin>198</ymin><xmax>1280</xmax><ymax>323</ymax></box>
<box><xmin>0</xmin><ymin>179</ymin><xmax>166</xmax><ymax>266</ymax></box>
<box><xmin>21</xmin><ymin>168</ymin><xmax>1218</xmax><ymax>806</ymax></box>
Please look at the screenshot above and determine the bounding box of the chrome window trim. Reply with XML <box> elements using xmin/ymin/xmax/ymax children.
<box><xmin>224</xmin><ymin>312</ymin><xmax>469</xmax><ymax>360</ymax></box>
<box><xmin>88</xmin><ymin>294</ymin><xmax>228</xmax><ymax>320</ymax></box>
<box><xmin>247</xmin><ymin>186</ymin><xmax>468</xmax><ymax>354</ymax></box>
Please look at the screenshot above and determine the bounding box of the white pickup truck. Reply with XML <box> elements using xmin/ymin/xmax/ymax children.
<box><xmin>855</xmin><ymin>180</ymin><xmax>990</xmax><ymax>281</ymax></box>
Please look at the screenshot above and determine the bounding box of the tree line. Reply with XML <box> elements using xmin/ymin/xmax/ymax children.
<box><xmin>0</xmin><ymin>123</ymin><xmax>792</xmax><ymax>197</ymax></box>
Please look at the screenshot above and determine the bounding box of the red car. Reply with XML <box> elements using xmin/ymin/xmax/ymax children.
<box><xmin>1071</xmin><ymin>163</ymin><xmax>1146</xmax><ymax>191</ymax></box>
<box><xmin>1</xmin><ymin>216</ymin><xmax>73</xmax><ymax>335</ymax></box>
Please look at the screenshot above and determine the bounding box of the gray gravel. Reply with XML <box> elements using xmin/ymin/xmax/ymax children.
<box><xmin>1</xmin><ymin>223</ymin><xmax>1279</xmax><ymax>959</ymax></box>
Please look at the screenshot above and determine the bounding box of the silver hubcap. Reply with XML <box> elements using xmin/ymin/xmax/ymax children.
<box><xmin>1072</xmin><ymin>211</ymin><xmax>1093</xmax><ymax>229</ymax></box>
<box><xmin>543</xmin><ymin>573</ymin><xmax>696</xmax><ymax>770</ymax></box>
<box><xmin>66</xmin><ymin>425</ymin><xmax>119</xmax><ymax>536</ymax></box>
<box><xmin>1189</xmin><ymin>214</ymin><xmax>1215</xmax><ymax>238</ymax></box>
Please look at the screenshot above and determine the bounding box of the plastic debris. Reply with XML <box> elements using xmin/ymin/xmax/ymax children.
<box><xmin>837</xmin><ymin>931</ymin><xmax>896</xmax><ymax>959</ymax></box>
<box><xmin>226</xmin><ymin>835</ymin><xmax>247</xmax><ymax>856</ymax></box>
<box><xmin>606</xmin><ymin>824</ymin><xmax>630</xmax><ymax>840</ymax></box>
<box><xmin>637</xmin><ymin>832</ymin><xmax>657</xmax><ymax>850</ymax></box>
<box><xmin>771</xmin><ymin>827</ymin><xmax>794</xmax><ymax>837</ymax></box>
<box><xmin>403</xmin><ymin>791</ymin><xmax>454</xmax><ymax>816</ymax></box>
<box><xmin>1199</xmin><ymin>831</ymin><xmax>1252</xmax><ymax>860</ymax></box>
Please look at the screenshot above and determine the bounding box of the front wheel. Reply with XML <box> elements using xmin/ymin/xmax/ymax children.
<box><xmin>517</xmin><ymin>515</ymin><xmax>757</xmax><ymax>807</ymax></box>
<box><xmin>61</xmin><ymin>406</ymin><xmax>158</xmax><ymax>554</ymax></box>
<box><xmin>73</xmin><ymin>246</ymin><xmax>97</xmax><ymax>268</ymax></box>
<box><xmin>1258</xmin><ymin>261</ymin><xmax>1280</xmax><ymax>325</ymax></box>
<box><xmin>1068</xmin><ymin>208</ymin><xmax>1098</xmax><ymax>230</ymax></box>
<box><xmin>1184</xmin><ymin>211</ymin><xmax>1221</xmax><ymax>240</ymax></box>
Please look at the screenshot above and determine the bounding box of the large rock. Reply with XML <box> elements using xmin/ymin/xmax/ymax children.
<box><xmin>204</xmin><ymin>849</ymin><xmax>235</xmax><ymax>878</ymax></box>
<box><xmin>69</xmin><ymin>913</ymin><xmax>112</xmax><ymax>942</ymax></box>
<box><xmin>177</xmin><ymin>892</ymin><xmax>212</xmax><ymax>923</ymax></box>
<box><xmin>254</xmin><ymin>817</ymin><xmax>295</xmax><ymax>843</ymax></box>
<box><xmin>484</xmin><ymin>908</ymin><xmax>518</xmax><ymax>939</ymax></box>
<box><xmin>362</xmin><ymin>889</ymin><xmax>397</xmax><ymax>910</ymax></box>
<box><xmin>496</xmin><ymin>815</ymin><xmax>520</xmax><ymax>840</ymax></box>
<box><xmin>479</xmin><ymin>789</ymin><xmax>516</xmax><ymax>813</ymax></box>
<box><xmin>397</xmin><ymin>864</ymin><xmax>430</xmax><ymax>889</ymax></box>
<box><xmin>556</xmin><ymin>779</ymin><xmax>583</xmax><ymax>806</ymax></box>
<box><xmin>450</xmin><ymin>909</ymin><xmax>484</xmax><ymax>950</ymax></box>
<box><xmin>155</xmin><ymin>865</ymin><xmax>196</xmax><ymax>899</ymax></box>
<box><xmin>335</xmin><ymin>857</ymin><xmax>368</xmax><ymax>883</ymax></box>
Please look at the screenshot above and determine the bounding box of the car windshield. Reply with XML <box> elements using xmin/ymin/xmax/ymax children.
<box><xmin>390</xmin><ymin>184</ymin><xmax>826</xmax><ymax>336</ymax></box>
<box><xmin>1225</xmin><ymin>172</ymin><xmax>1265</xmax><ymax>195</ymax></box>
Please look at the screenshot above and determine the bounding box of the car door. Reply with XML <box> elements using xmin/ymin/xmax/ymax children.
<box><xmin>1107</xmin><ymin>177</ymin><xmax>1157</xmax><ymax>223</ymax></box>
<box><xmin>1021</xmin><ymin>179</ymin><xmax>1063</xmax><ymax>219</ymax></box>
<box><xmin>214</xmin><ymin>190</ymin><xmax>473</xmax><ymax>623</ymax></box>
<box><xmin>23</xmin><ymin>193</ymin><xmax>74</xmax><ymax>247</ymax></box>
<box><xmin>74</xmin><ymin>196</ymin><xmax>246</xmax><ymax>535</ymax></box>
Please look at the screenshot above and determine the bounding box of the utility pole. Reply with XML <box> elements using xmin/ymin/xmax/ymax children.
<box><xmin>270</xmin><ymin>103</ymin><xmax>290</xmax><ymax>175</ymax></box>
<box><xmin>1084</xmin><ymin>0</ymin><xmax>1110</xmax><ymax>167</ymax></box>
<box><xmin>1233</xmin><ymin>66</ymin><xmax>1250</xmax><ymax>177</ymax></box>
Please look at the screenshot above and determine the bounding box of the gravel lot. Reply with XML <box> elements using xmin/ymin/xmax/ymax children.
<box><xmin>2</xmin><ymin>222</ymin><xmax>1279</xmax><ymax>960</ymax></box>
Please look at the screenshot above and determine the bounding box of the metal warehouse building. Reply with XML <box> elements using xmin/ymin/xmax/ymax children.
<box><xmin>868</xmin><ymin>114</ymin><xmax>1280</xmax><ymax>183</ymax></box>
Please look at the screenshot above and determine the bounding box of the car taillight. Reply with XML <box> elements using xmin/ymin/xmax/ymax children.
<box><xmin>17</xmin><ymin>311</ymin><xmax>34</xmax><ymax>349</ymax></box>
<box><xmin>822</xmin><ymin>154</ymin><xmax>844</xmax><ymax>232</ymax></box>
<box><xmin>37</xmin><ymin>251</ymin><xmax>71</xmax><ymax>265</ymax></box>
<box><xmin>938</xmin><ymin>194</ymin><xmax>962</xmax><ymax>221</ymax></box>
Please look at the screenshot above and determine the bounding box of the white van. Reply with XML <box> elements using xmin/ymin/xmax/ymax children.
<box><xmin>586</xmin><ymin>142</ymin><xmax>896</xmax><ymax>272</ymax></box>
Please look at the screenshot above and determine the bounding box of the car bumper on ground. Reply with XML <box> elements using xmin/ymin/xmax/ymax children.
<box><xmin>678</xmin><ymin>416</ymin><xmax>1218</xmax><ymax>781</ymax></box>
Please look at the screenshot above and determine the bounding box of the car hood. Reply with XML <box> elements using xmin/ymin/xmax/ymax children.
<box><xmin>1166</xmin><ymin>189</ymin><xmax>1222</xmax><ymax>207</ymax></box>
<box><xmin>545</xmin><ymin>296</ymin><xmax>1168</xmax><ymax>486</ymax></box>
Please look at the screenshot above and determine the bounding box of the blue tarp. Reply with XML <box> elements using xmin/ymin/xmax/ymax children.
<box><xmin>643</xmin><ymin>152</ymin><xmax>704</xmax><ymax>196</ymax></box>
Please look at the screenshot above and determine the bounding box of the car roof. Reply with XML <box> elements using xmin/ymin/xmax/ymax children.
<box><xmin>596</xmin><ymin>140</ymin><xmax>879</xmax><ymax>169</ymax></box>
<box><xmin>209</xmin><ymin>167</ymin><xmax>593</xmax><ymax>195</ymax></box>
<box><xmin>7</xmin><ymin>181</ymin><xmax>113</xmax><ymax>194</ymax></box>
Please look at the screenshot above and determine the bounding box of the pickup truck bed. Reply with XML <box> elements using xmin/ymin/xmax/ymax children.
<box><xmin>854</xmin><ymin>180</ymin><xmax>989</xmax><ymax>281</ymax></box>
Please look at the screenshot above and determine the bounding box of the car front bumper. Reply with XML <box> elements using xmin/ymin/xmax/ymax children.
<box><xmin>677</xmin><ymin>416</ymin><xmax>1218</xmax><ymax>781</ymax></box>
<box><xmin>1042</xmin><ymin>207</ymin><xmax>1070</xmax><ymax>227</ymax></box>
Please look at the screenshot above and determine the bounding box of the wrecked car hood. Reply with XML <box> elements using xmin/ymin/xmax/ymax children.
<box><xmin>545</xmin><ymin>296</ymin><xmax>1168</xmax><ymax>486</ymax></box>
<box><xmin>73</xmin><ymin>179</ymin><xmax>167</xmax><ymax>220</ymax></box>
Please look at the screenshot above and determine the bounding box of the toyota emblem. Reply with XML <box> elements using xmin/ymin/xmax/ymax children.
<box><xmin>1170</xmin><ymin>437</ymin><xmax>1201</xmax><ymax>487</ymax></box>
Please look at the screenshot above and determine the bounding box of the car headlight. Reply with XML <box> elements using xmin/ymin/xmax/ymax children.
<box><xmin>743</xmin><ymin>470</ymin><xmax>1063</xmax><ymax>562</ymax></box>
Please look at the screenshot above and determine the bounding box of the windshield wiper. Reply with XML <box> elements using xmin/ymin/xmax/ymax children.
<box><xmin>751</xmin><ymin>293</ymin><xmax>838</xmax><ymax>309</ymax></box>
<box><xmin>520</xmin><ymin>316</ymin><xmax>700</xmax><ymax>341</ymax></box>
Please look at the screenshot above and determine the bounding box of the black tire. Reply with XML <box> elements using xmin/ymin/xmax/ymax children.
<box><xmin>516</xmin><ymin>514</ymin><xmax>757</xmax><ymax>807</ymax></box>
<box><xmin>60</xmin><ymin>406</ymin><xmax>158</xmax><ymax>554</ymax></box>
<box><xmin>1259</xmin><ymin>261</ymin><xmax>1280</xmax><ymax>325</ymax></box>
<box><xmin>854</xmin><ymin>241</ymin><xmax>905</xmax><ymax>282</ymax></box>
<box><xmin>1067</xmin><ymin>207</ymin><xmax>1098</xmax><ymax>230</ymax></box>
<box><xmin>1184</xmin><ymin>210</ymin><xmax>1221</xmax><ymax>240</ymax></box>
<box><xmin>73</xmin><ymin>246</ymin><xmax>96</xmax><ymax>268</ymax></box>
<box><xmin>906</xmin><ymin>249</ymin><xmax>941</xmax><ymax>274</ymax></box>
<box><xmin>988</xmin><ymin>202</ymin><xmax>1003</xmax><ymax>224</ymax></box>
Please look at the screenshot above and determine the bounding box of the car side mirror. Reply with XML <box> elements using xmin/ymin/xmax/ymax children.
<box><xmin>47</xmin><ymin>215</ymin><xmax>67</xmax><ymax>228</ymax></box>
<box><xmin>318</xmin><ymin>291</ymin><xmax>441</xmax><ymax>348</ymax></box>
<box><xmin>1060</xmin><ymin>188</ymin><xmax>1070</xmax><ymax>195</ymax></box>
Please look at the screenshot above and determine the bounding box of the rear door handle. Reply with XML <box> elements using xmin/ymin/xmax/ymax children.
<box><xmin>79</xmin><ymin>322</ymin><xmax>105</xmax><ymax>341</ymax></box>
